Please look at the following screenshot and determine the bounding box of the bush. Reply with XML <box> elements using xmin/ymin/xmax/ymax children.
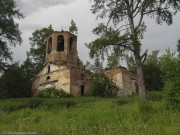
<box><xmin>160</xmin><ymin>49</ymin><xmax>180</xmax><ymax>110</ymax></box>
<box><xmin>163</xmin><ymin>81</ymin><xmax>180</xmax><ymax>110</ymax></box>
<box><xmin>34</xmin><ymin>88</ymin><xmax>74</xmax><ymax>98</ymax></box>
<box><xmin>88</xmin><ymin>73</ymin><xmax>119</xmax><ymax>98</ymax></box>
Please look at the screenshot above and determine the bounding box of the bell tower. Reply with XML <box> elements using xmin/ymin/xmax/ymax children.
<box><xmin>45</xmin><ymin>31</ymin><xmax>77</xmax><ymax>67</ymax></box>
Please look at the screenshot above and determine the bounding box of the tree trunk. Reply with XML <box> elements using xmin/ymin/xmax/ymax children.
<box><xmin>135</xmin><ymin>57</ymin><xmax>148</xmax><ymax>99</ymax></box>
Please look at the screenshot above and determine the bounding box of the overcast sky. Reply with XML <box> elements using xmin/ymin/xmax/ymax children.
<box><xmin>13</xmin><ymin>0</ymin><xmax>180</xmax><ymax>64</ymax></box>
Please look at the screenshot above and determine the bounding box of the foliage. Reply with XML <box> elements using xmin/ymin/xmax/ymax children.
<box><xmin>34</xmin><ymin>87</ymin><xmax>74</xmax><ymax>98</ymax></box>
<box><xmin>69</xmin><ymin>20</ymin><xmax>78</xmax><ymax>34</ymax></box>
<box><xmin>92</xmin><ymin>57</ymin><xmax>103</xmax><ymax>73</ymax></box>
<box><xmin>21</xmin><ymin>57</ymin><xmax>37</xmax><ymax>80</ymax></box>
<box><xmin>126</xmin><ymin>50</ymin><xmax>163</xmax><ymax>91</ymax></box>
<box><xmin>107</xmin><ymin>51</ymin><xmax>120</xmax><ymax>69</ymax></box>
<box><xmin>0</xmin><ymin>96</ymin><xmax>179</xmax><ymax>135</ymax></box>
<box><xmin>138</xmin><ymin>101</ymin><xmax>155</xmax><ymax>114</ymax></box>
<box><xmin>0</xmin><ymin>63</ymin><xmax>31</xmax><ymax>98</ymax></box>
<box><xmin>125</xmin><ymin>54</ymin><xmax>136</xmax><ymax>74</ymax></box>
<box><xmin>88</xmin><ymin>0</ymin><xmax>180</xmax><ymax>99</ymax></box>
<box><xmin>149</xmin><ymin>91</ymin><xmax>163</xmax><ymax>101</ymax></box>
<box><xmin>177</xmin><ymin>38</ymin><xmax>180</xmax><ymax>57</ymax></box>
<box><xmin>88</xmin><ymin>73</ymin><xmax>118</xmax><ymax>98</ymax></box>
<box><xmin>77</xmin><ymin>54</ymin><xmax>85</xmax><ymax>69</ymax></box>
<box><xmin>0</xmin><ymin>0</ymin><xmax>24</xmax><ymax>71</ymax></box>
<box><xmin>160</xmin><ymin>49</ymin><xmax>180</xmax><ymax>109</ymax></box>
<box><xmin>27</xmin><ymin>25</ymin><xmax>54</xmax><ymax>73</ymax></box>
<box><xmin>143</xmin><ymin>50</ymin><xmax>163</xmax><ymax>91</ymax></box>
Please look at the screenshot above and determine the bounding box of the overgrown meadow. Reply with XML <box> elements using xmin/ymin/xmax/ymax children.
<box><xmin>0</xmin><ymin>92</ymin><xmax>179</xmax><ymax>135</ymax></box>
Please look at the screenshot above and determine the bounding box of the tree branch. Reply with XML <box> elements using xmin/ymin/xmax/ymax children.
<box><xmin>141</xmin><ymin>49</ymin><xmax>148</xmax><ymax>63</ymax></box>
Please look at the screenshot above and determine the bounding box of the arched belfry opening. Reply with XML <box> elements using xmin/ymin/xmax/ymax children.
<box><xmin>57</xmin><ymin>35</ymin><xmax>64</xmax><ymax>51</ymax></box>
<box><xmin>48</xmin><ymin>37</ymin><xmax>52</xmax><ymax>53</ymax></box>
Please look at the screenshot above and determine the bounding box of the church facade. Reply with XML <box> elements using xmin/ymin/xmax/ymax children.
<box><xmin>32</xmin><ymin>31</ymin><xmax>91</xmax><ymax>96</ymax></box>
<box><xmin>32</xmin><ymin>31</ymin><xmax>137</xmax><ymax>97</ymax></box>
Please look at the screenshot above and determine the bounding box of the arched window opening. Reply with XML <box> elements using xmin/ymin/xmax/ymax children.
<box><xmin>48</xmin><ymin>38</ymin><xmax>52</xmax><ymax>53</ymax></box>
<box><xmin>57</xmin><ymin>35</ymin><xmax>64</xmax><ymax>51</ymax></box>
<box><xmin>69</xmin><ymin>37</ymin><xmax>73</xmax><ymax>51</ymax></box>
<box><xmin>46</xmin><ymin>76</ymin><xmax>50</xmax><ymax>81</ymax></box>
<box><xmin>48</xmin><ymin>65</ymin><xmax>50</xmax><ymax>73</ymax></box>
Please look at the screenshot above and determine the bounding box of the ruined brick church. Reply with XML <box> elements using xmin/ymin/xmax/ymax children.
<box><xmin>32</xmin><ymin>31</ymin><xmax>137</xmax><ymax>97</ymax></box>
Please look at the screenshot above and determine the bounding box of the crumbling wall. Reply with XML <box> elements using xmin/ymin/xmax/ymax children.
<box><xmin>70</xmin><ymin>68</ymin><xmax>92</xmax><ymax>97</ymax></box>
<box><xmin>122</xmin><ymin>70</ymin><xmax>133</xmax><ymax>96</ymax></box>
<box><xmin>32</xmin><ymin>65</ymin><xmax>71</xmax><ymax>93</ymax></box>
<box><xmin>105</xmin><ymin>67</ymin><xmax>137</xmax><ymax>96</ymax></box>
<box><xmin>105</xmin><ymin>68</ymin><xmax>124</xmax><ymax>96</ymax></box>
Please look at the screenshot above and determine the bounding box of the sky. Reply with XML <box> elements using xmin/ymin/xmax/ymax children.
<box><xmin>13</xmin><ymin>0</ymin><xmax>180</xmax><ymax>64</ymax></box>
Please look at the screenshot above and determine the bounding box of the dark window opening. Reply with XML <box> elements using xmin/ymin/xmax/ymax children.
<box><xmin>48</xmin><ymin>65</ymin><xmax>50</xmax><ymax>73</ymax></box>
<box><xmin>46</xmin><ymin>76</ymin><xmax>50</xmax><ymax>81</ymax></box>
<box><xmin>69</xmin><ymin>37</ymin><xmax>73</xmax><ymax>51</ymax></box>
<box><xmin>48</xmin><ymin>38</ymin><xmax>52</xmax><ymax>53</ymax></box>
<box><xmin>81</xmin><ymin>85</ymin><xmax>84</xmax><ymax>96</ymax></box>
<box><xmin>57</xmin><ymin>35</ymin><xmax>64</xmax><ymax>51</ymax></box>
<box><xmin>135</xmin><ymin>83</ymin><xmax>138</xmax><ymax>93</ymax></box>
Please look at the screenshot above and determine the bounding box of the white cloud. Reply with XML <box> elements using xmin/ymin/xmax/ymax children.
<box><xmin>16</xmin><ymin>0</ymin><xmax>77</xmax><ymax>15</ymax></box>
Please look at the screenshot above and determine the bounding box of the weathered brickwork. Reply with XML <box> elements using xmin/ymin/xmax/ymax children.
<box><xmin>32</xmin><ymin>31</ymin><xmax>137</xmax><ymax>97</ymax></box>
<box><xmin>105</xmin><ymin>67</ymin><xmax>137</xmax><ymax>96</ymax></box>
<box><xmin>32</xmin><ymin>31</ymin><xmax>91</xmax><ymax>97</ymax></box>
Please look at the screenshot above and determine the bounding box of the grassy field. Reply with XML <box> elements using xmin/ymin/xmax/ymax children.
<box><xmin>0</xmin><ymin>93</ymin><xmax>179</xmax><ymax>135</ymax></box>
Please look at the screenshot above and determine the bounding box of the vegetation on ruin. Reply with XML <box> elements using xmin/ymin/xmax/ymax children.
<box><xmin>88</xmin><ymin>73</ymin><xmax>119</xmax><ymax>98</ymax></box>
<box><xmin>0</xmin><ymin>93</ymin><xmax>179</xmax><ymax>135</ymax></box>
<box><xmin>87</xmin><ymin>0</ymin><xmax>180</xmax><ymax>99</ymax></box>
<box><xmin>34</xmin><ymin>88</ymin><xmax>74</xmax><ymax>98</ymax></box>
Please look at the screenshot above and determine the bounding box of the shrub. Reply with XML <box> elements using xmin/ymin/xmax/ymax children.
<box><xmin>163</xmin><ymin>81</ymin><xmax>180</xmax><ymax>110</ymax></box>
<box><xmin>88</xmin><ymin>73</ymin><xmax>119</xmax><ymax>98</ymax></box>
<box><xmin>34</xmin><ymin>88</ymin><xmax>74</xmax><ymax>98</ymax></box>
<box><xmin>160</xmin><ymin>49</ymin><xmax>180</xmax><ymax>110</ymax></box>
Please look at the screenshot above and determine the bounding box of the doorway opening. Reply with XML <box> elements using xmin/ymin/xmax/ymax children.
<box><xmin>80</xmin><ymin>85</ymin><xmax>84</xmax><ymax>96</ymax></box>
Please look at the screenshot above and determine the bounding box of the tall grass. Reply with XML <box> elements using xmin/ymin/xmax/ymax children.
<box><xmin>0</xmin><ymin>95</ymin><xmax>179</xmax><ymax>135</ymax></box>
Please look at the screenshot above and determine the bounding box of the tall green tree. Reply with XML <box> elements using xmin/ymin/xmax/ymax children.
<box><xmin>143</xmin><ymin>50</ymin><xmax>163</xmax><ymax>91</ymax></box>
<box><xmin>0</xmin><ymin>0</ymin><xmax>24</xmax><ymax>71</ymax></box>
<box><xmin>21</xmin><ymin>56</ymin><xmax>37</xmax><ymax>80</ymax></box>
<box><xmin>87</xmin><ymin>0</ymin><xmax>180</xmax><ymax>99</ymax></box>
<box><xmin>27</xmin><ymin>25</ymin><xmax>54</xmax><ymax>73</ymax></box>
<box><xmin>69</xmin><ymin>20</ymin><xmax>78</xmax><ymax>35</ymax></box>
<box><xmin>0</xmin><ymin>63</ymin><xmax>31</xmax><ymax>98</ymax></box>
